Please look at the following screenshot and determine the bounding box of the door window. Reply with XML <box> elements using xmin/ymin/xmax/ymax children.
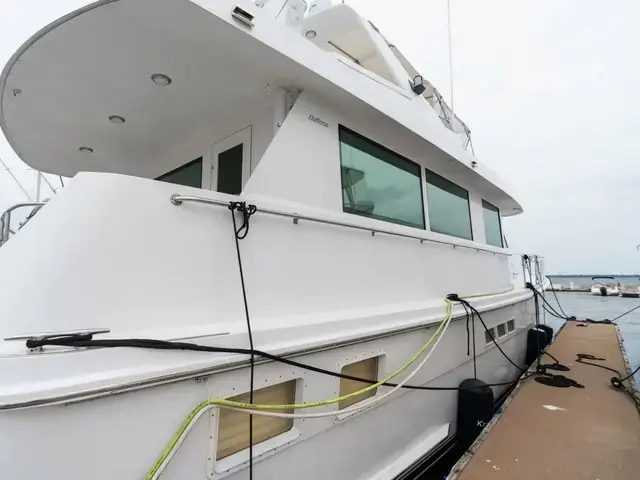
<box><xmin>217</xmin><ymin>144</ymin><xmax>244</xmax><ymax>195</ymax></box>
<box><xmin>211</xmin><ymin>126</ymin><xmax>251</xmax><ymax>195</ymax></box>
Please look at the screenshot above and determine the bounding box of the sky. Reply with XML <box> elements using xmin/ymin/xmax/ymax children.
<box><xmin>1</xmin><ymin>0</ymin><xmax>639</xmax><ymax>274</ymax></box>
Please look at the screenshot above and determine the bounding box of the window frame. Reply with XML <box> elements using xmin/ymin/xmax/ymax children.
<box><xmin>338</xmin><ymin>356</ymin><xmax>379</xmax><ymax>410</ymax></box>
<box><xmin>209</xmin><ymin>125</ymin><xmax>252</xmax><ymax>194</ymax></box>
<box><xmin>485</xmin><ymin>327</ymin><xmax>496</xmax><ymax>345</ymax></box>
<box><xmin>215</xmin><ymin>380</ymin><xmax>296</xmax><ymax>461</ymax></box>
<box><xmin>210</xmin><ymin>378</ymin><xmax>301</xmax><ymax>476</ymax></box>
<box><xmin>424</xmin><ymin>169</ymin><xmax>473</xmax><ymax>241</ymax></box>
<box><xmin>496</xmin><ymin>323</ymin><xmax>507</xmax><ymax>338</ymax></box>
<box><xmin>481</xmin><ymin>199</ymin><xmax>504</xmax><ymax>248</ymax></box>
<box><xmin>338</xmin><ymin>125</ymin><xmax>426</xmax><ymax>230</ymax></box>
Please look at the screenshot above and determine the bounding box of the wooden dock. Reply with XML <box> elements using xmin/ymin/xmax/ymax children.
<box><xmin>447</xmin><ymin>321</ymin><xmax>640</xmax><ymax>480</ymax></box>
<box><xmin>545</xmin><ymin>288</ymin><xmax>591</xmax><ymax>293</ymax></box>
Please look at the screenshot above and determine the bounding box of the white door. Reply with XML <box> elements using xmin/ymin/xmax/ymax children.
<box><xmin>209</xmin><ymin>126</ymin><xmax>252</xmax><ymax>195</ymax></box>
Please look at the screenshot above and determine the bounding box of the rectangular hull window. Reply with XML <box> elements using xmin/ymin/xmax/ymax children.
<box><xmin>216</xmin><ymin>380</ymin><xmax>296</xmax><ymax>460</ymax></box>
<box><xmin>485</xmin><ymin>328</ymin><xmax>495</xmax><ymax>345</ymax></box>
<box><xmin>507</xmin><ymin>320</ymin><xmax>515</xmax><ymax>332</ymax></box>
<box><xmin>482</xmin><ymin>200</ymin><xmax>504</xmax><ymax>247</ymax></box>
<box><xmin>339</xmin><ymin>357</ymin><xmax>379</xmax><ymax>409</ymax></box>
<box><xmin>425</xmin><ymin>169</ymin><xmax>472</xmax><ymax>240</ymax></box>
<box><xmin>339</xmin><ymin>127</ymin><xmax>425</xmax><ymax>229</ymax></box>
<box><xmin>156</xmin><ymin>157</ymin><xmax>203</xmax><ymax>188</ymax></box>
<box><xmin>497</xmin><ymin>323</ymin><xmax>507</xmax><ymax>338</ymax></box>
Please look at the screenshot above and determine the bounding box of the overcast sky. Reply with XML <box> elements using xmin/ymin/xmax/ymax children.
<box><xmin>1</xmin><ymin>0</ymin><xmax>639</xmax><ymax>274</ymax></box>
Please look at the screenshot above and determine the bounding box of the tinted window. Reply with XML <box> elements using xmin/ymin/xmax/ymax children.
<box><xmin>339</xmin><ymin>127</ymin><xmax>425</xmax><ymax>229</ymax></box>
<box><xmin>482</xmin><ymin>200</ymin><xmax>503</xmax><ymax>247</ymax></box>
<box><xmin>425</xmin><ymin>170</ymin><xmax>472</xmax><ymax>240</ymax></box>
<box><xmin>217</xmin><ymin>144</ymin><xmax>243</xmax><ymax>195</ymax></box>
<box><xmin>156</xmin><ymin>158</ymin><xmax>203</xmax><ymax>188</ymax></box>
<box><xmin>485</xmin><ymin>328</ymin><xmax>495</xmax><ymax>345</ymax></box>
<box><xmin>497</xmin><ymin>323</ymin><xmax>507</xmax><ymax>337</ymax></box>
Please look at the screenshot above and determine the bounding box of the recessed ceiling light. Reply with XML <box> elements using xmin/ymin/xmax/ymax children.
<box><xmin>151</xmin><ymin>73</ymin><xmax>172</xmax><ymax>86</ymax></box>
<box><xmin>109</xmin><ymin>115</ymin><xmax>126</xmax><ymax>124</ymax></box>
<box><xmin>79</xmin><ymin>146</ymin><xmax>94</xmax><ymax>153</ymax></box>
<box><xmin>305</xmin><ymin>30</ymin><xmax>317</xmax><ymax>39</ymax></box>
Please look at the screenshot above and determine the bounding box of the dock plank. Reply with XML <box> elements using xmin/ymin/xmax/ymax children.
<box><xmin>449</xmin><ymin>322</ymin><xmax>640</xmax><ymax>480</ymax></box>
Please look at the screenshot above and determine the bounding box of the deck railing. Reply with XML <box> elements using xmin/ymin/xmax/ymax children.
<box><xmin>0</xmin><ymin>202</ymin><xmax>46</xmax><ymax>247</ymax></box>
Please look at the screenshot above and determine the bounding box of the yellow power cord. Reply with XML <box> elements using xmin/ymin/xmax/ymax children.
<box><xmin>216</xmin><ymin>299</ymin><xmax>451</xmax><ymax>411</ymax></box>
<box><xmin>147</xmin><ymin>288</ymin><xmax>516</xmax><ymax>479</ymax></box>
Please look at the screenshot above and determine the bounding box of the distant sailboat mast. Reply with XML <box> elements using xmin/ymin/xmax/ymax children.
<box><xmin>1</xmin><ymin>155</ymin><xmax>60</xmax><ymax>204</ymax></box>
<box><xmin>0</xmin><ymin>156</ymin><xmax>32</xmax><ymax>201</ymax></box>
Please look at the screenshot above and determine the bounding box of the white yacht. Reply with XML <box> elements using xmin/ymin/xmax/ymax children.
<box><xmin>590</xmin><ymin>277</ymin><xmax>619</xmax><ymax>296</ymax></box>
<box><xmin>0</xmin><ymin>1</ymin><xmax>541</xmax><ymax>479</ymax></box>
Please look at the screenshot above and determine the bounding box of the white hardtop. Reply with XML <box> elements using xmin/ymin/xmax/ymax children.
<box><xmin>0</xmin><ymin>0</ymin><xmax>522</xmax><ymax>215</ymax></box>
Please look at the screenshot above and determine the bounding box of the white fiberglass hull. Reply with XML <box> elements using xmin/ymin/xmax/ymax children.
<box><xmin>591</xmin><ymin>286</ymin><xmax>619</xmax><ymax>296</ymax></box>
<box><xmin>0</xmin><ymin>174</ymin><xmax>536</xmax><ymax>480</ymax></box>
<box><xmin>0</xmin><ymin>301</ymin><xmax>532</xmax><ymax>480</ymax></box>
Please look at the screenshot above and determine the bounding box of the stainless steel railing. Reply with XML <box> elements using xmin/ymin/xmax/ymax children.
<box><xmin>0</xmin><ymin>202</ymin><xmax>46</xmax><ymax>247</ymax></box>
<box><xmin>170</xmin><ymin>194</ymin><xmax>509</xmax><ymax>256</ymax></box>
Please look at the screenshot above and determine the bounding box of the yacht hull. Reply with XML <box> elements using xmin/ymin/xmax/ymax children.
<box><xmin>0</xmin><ymin>300</ymin><xmax>533</xmax><ymax>480</ymax></box>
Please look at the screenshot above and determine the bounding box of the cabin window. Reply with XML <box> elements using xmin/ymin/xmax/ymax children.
<box><xmin>482</xmin><ymin>200</ymin><xmax>504</xmax><ymax>247</ymax></box>
<box><xmin>156</xmin><ymin>157</ymin><xmax>203</xmax><ymax>188</ymax></box>
<box><xmin>216</xmin><ymin>380</ymin><xmax>296</xmax><ymax>460</ymax></box>
<box><xmin>339</xmin><ymin>357</ymin><xmax>379</xmax><ymax>409</ymax></box>
<box><xmin>485</xmin><ymin>328</ymin><xmax>495</xmax><ymax>345</ymax></box>
<box><xmin>507</xmin><ymin>320</ymin><xmax>515</xmax><ymax>332</ymax></box>
<box><xmin>425</xmin><ymin>170</ymin><xmax>472</xmax><ymax>240</ymax></box>
<box><xmin>339</xmin><ymin>127</ymin><xmax>425</xmax><ymax>229</ymax></box>
<box><xmin>497</xmin><ymin>323</ymin><xmax>507</xmax><ymax>338</ymax></box>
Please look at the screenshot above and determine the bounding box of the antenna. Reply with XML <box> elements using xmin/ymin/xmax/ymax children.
<box><xmin>446</xmin><ymin>0</ymin><xmax>454</xmax><ymax>113</ymax></box>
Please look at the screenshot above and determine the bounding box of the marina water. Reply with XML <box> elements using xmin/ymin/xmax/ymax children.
<box><xmin>544</xmin><ymin>282</ymin><xmax>640</xmax><ymax>383</ymax></box>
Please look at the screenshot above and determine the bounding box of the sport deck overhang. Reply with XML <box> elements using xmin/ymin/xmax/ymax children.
<box><xmin>0</xmin><ymin>0</ymin><xmax>523</xmax><ymax>215</ymax></box>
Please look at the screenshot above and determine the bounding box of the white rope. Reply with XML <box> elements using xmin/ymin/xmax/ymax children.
<box><xmin>149</xmin><ymin>314</ymin><xmax>452</xmax><ymax>479</ymax></box>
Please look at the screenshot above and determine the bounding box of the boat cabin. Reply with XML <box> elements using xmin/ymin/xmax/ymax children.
<box><xmin>0</xmin><ymin>0</ymin><xmax>521</xmax><ymax>250</ymax></box>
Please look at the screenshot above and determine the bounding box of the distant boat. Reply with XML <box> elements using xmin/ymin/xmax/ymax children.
<box><xmin>620</xmin><ymin>286</ymin><xmax>640</xmax><ymax>298</ymax></box>
<box><xmin>590</xmin><ymin>276</ymin><xmax>619</xmax><ymax>296</ymax></box>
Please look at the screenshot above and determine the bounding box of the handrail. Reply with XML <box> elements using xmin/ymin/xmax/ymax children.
<box><xmin>170</xmin><ymin>194</ymin><xmax>508</xmax><ymax>256</ymax></box>
<box><xmin>0</xmin><ymin>201</ymin><xmax>46</xmax><ymax>247</ymax></box>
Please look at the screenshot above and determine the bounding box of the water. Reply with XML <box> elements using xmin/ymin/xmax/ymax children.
<box><xmin>543</xmin><ymin>290</ymin><xmax>640</xmax><ymax>383</ymax></box>
<box><xmin>549</xmin><ymin>275</ymin><xmax>640</xmax><ymax>289</ymax></box>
